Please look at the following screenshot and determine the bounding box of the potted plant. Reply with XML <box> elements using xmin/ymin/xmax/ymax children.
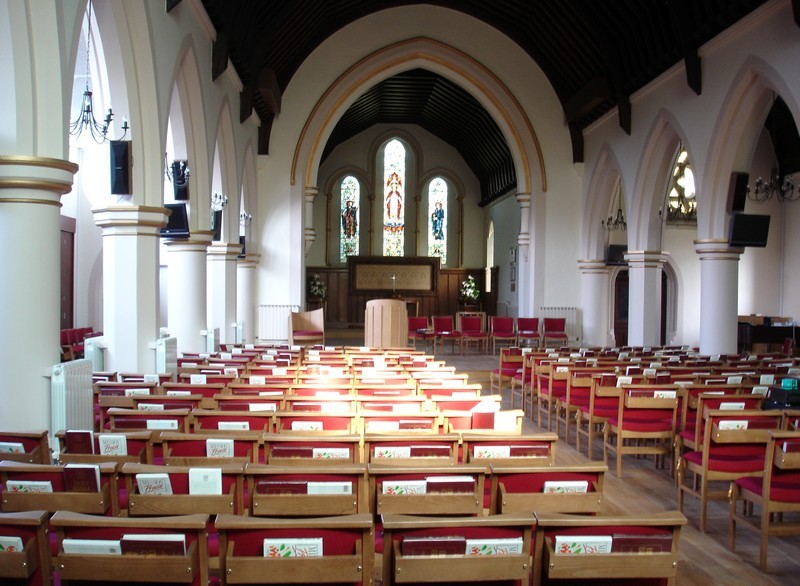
<box><xmin>307</xmin><ymin>273</ymin><xmax>327</xmax><ymax>300</ymax></box>
<box><xmin>459</xmin><ymin>275</ymin><xmax>480</xmax><ymax>310</ymax></box>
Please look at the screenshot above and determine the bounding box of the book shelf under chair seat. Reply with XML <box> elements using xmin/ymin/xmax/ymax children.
<box><xmin>0</xmin><ymin>510</ymin><xmax>50</xmax><ymax>586</ymax></box>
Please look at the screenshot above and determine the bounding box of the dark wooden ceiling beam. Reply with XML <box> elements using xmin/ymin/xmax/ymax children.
<box><xmin>256</xmin><ymin>68</ymin><xmax>282</xmax><ymax>115</ymax></box>
<box><xmin>667</xmin><ymin>0</ymin><xmax>702</xmax><ymax>95</ymax></box>
<box><xmin>794</xmin><ymin>0</ymin><xmax>800</xmax><ymax>27</ymax></box>
<box><xmin>166</xmin><ymin>0</ymin><xmax>182</xmax><ymax>12</ymax></box>
<box><xmin>211</xmin><ymin>27</ymin><xmax>230</xmax><ymax>81</ymax></box>
<box><xmin>564</xmin><ymin>77</ymin><xmax>612</xmax><ymax>123</ymax></box>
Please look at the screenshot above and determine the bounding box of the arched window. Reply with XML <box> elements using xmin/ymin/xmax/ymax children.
<box><xmin>427</xmin><ymin>177</ymin><xmax>447</xmax><ymax>264</ymax></box>
<box><xmin>339</xmin><ymin>175</ymin><xmax>360</xmax><ymax>262</ymax></box>
<box><xmin>383</xmin><ymin>139</ymin><xmax>405</xmax><ymax>256</ymax></box>
<box><xmin>664</xmin><ymin>146</ymin><xmax>697</xmax><ymax>224</ymax></box>
<box><xmin>485</xmin><ymin>221</ymin><xmax>494</xmax><ymax>293</ymax></box>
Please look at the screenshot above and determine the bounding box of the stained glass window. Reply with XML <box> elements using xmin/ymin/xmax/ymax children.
<box><xmin>427</xmin><ymin>177</ymin><xmax>447</xmax><ymax>264</ymax></box>
<box><xmin>339</xmin><ymin>175</ymin><xmax>359</xmax><ymax>262</ymax></box>
<box><xmin>383</xmin><ymin>139</ymin><xmax>405</xmax><ymax>256</ymax></box>
<box><xmin>665</xmin><ymin>147</ymin><xmax>697</xmax><ymax>224</ymax></box>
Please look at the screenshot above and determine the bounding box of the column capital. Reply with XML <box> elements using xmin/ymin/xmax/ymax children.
<box><xmin>0</xmin><ymin>155</ymin><xmax>78</xmax><ymax>205</ymax></box>
<box><xmin>694</xmin><ymin>239</ymin><xmax>743</xmax><ymax>261</ymax></box>
<box><xmin>624</xmin><ymin>250</ymin><xmax>669</xmax><ymax>268</ymax></box>
<box><xmin>577</xmin><ymin>259</ymin><xmax>609</xmax><ymax>273</ymax></box>
<box><xmin>207</xmin><ymin>241</ymin><xmax>243</xmax><ymax>260</ymax></box>
<box><xmin>237</xmin><ymin>253</ymin><xmax>261</xmax><ymax>268</ymax></box>
<box><xmin>93</xmin><ymin>206</ymin><xmax>170</xmax><ymax>236</ymax></box>
<box><xmin>304</xmin><ymin>185</ymin><xmax>319</xmax><ymax>201</ymax></box>
<box><xmin>163</xmin><ymin>230</ymin><xmax>215</xmax><ymax>252</ymax></box>
<box><xmin>515</xmin><ymin>192</ymin><xmax>532</xmax><ymax>205</ymax></box>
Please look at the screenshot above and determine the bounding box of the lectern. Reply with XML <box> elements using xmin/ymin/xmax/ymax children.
<box><xmin>364</xmin><ymin>299</ymin><xmax>408</xmax><ymax>349</ymax></box>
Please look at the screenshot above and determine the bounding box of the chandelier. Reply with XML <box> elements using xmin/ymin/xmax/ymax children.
<box><xmin>211</xmin><ymin>192</ymin><xmax>228</xmax><ymax>212</ymax></box>
<box><xmin>165</xmin><ymin>156</ymin><xmax>190</xmax><ymax>189</ymax></box>
<box><xmin>747</xmin><ymin>166</ymin><xmax>799</xmax><ymax>202</ymax></box>
<box><xmin>748</xmin><ymin>94</ymin><xmax>800</xmax><ymax>203</ymax></box>
<box><xmin>239</xmin><ymin>210</ymin><xmax>253</xmax><ymax>226</ymax></box>
<box><xmin>602</xmin><ymin>183</ymin><xmax>627</xmax><ymax>231</ymax></box>
<box><xmin>68</xmin><ymin>1</ymin><xmax>127</xmax><ymax>143</ymax></box>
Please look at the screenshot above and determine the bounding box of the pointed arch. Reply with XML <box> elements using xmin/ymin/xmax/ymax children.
<box><xmin>581</xmin><ymin>145</ymin><xmax>624</xmax><ymax>260</ymax></box>
<box><xmin>293</xmin><ymin>37</ymin><xmax>544</xmax><ymax>198</ymax></box>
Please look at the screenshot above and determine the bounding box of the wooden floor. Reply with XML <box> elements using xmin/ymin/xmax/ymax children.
<box><xmin>325</xmin><ymin>330</ymin><xmax>800</xmax><ymax>583</ymax></box>
<box><xmin>466</xmin><ymin>365</ymin><xmax>800</xmax><ymax>585</ymax></box>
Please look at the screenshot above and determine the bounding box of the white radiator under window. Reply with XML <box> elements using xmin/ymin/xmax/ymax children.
<box><xmin>538</xmin><ymin>306</ymin><xmax>581</xmax><ymax>343</ymax></box>
<box><xmin>258</xmin><ymin>304</ymin><xmax>299</xmax><ymax>343</ymax></box>
<box><xmin>50</xmin><ymin>358</ymin><xmax>93</xmax><ymax>457</ymax></box>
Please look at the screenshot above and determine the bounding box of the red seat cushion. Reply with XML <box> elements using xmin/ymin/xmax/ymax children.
<box><xmin>684</xmin><ymin>450</ymin><xmax>765</xmax><ymax>473</ymax></box>
<box><xmin>609</xmin><ymin>417</ymin><xmax>672</xmax><ymax>432</ymax></box>
<box><xmin>736</xmin><ymin>474</ymin><xmax>800</xmax><ymax>502</ymax></box>
<box><xmin>293</xmin><ymin>330</ymin><xmax>323</xmax><ymax>336</ymax></box>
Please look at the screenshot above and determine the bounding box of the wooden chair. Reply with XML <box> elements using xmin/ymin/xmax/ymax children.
<box><xmin>554</xmin><ymin>366</ymin><xmax>605</xmax><ymax>445</ymax></box>
<box><xmin>0</xmin><ymin>460</ymin><xmax>118</xmax><ymax>515</ymax></box>
<box><xmin>574</xmin><ymin>374</ymin><xmax>622</xmax><ymax>459</ymax></box>
<box><xmin>369</xmin><ymin>463</ymin><xmax>487</xmax><ymax>516</ymax></box>
<box><xmin>56</xmin><ymin>429</ymin><xmax>153</xmax><ymax>465</ymax></box>
<box><xmin>120</xmin><ymin>462</ymin><xmax>245</xmax><ymax>516</ymax></box>
<box><xmin>603</xmin><ymin>385</ymin><xmax>680</xmax><ymax>478</ymax></box>
<box><xmin>459</xmin><ymin>315</ymin><xmax>488</xmax><ymax>355</ymax></box>
<box><xmin>50</xmin><ymin>510</ymin><xmax>209</xmax><ymax>586</ymax></box>
<box><xmin>264</xmin><ymin>433</ymin><xmax>363</xmax><ymax>465</ymax></box>
<box><xmin>532</xmin><ymin>511</ymin><xmax>686</xmax><ymax>586</ymax></box>
<box><xmin>381</xmin><ymin>512</ymin><xmax>534</xmax><ymax>586</ymax></box>
<box><xmin>537</xmin><ymin>362</ymin><xmax>570</xmax><ymax>430</ymax></box>
<box><xmin>408</xmin><ymin>316</ymin><xmax>433</xmax><ymax>351</ymax></box>
<box><xmin>216</xmin><ymin>513</ymin><xmax>374</xmax><ymax>586</ymax></box>
<box><xmin>510</xmin><ymin>351</ymin><xmax>538</xmax><ymax>416</ymax></box>
<box><xmin>363</xmin><ymin>432</ymin><xmax>460</xmax><ymax>466</ymax></box>
<box><xmin>288</xmin><ymin>308</ymin><xmax>325</xmax><ymax>347</ymax></box>
<box><xmin>542</xmin><ymin>317</ymin><xmax>569</xmax><ymax>347</ymax></box>
<box><xmin>191</xmin><ymin>409</ymin><xmax>273</xmax><ymax>434</ymax></box>
<box><xmin>274</xmin><ymin>411</ymin><xmax>360</xmax><ymax>433</ymax></box>
<box><xmin>461</xmin><ymin>432</ymin><xmax>557</xmax><ymax>467</ymax></box>
<box><xmin>516</xmin><ymin>317</ymin><xmax>540</xmax><ymax>348</ymax></box>
<box><xmin>431</xmin><ymin>315</ymin><xmax>461</xmax><ymax>354</ymax></box>
<box><xmin>159</xmin><ymin>432</ymin><xmax>262</xmax><ymax>465</ymax></box>
<box><xmin>729</xmin><ymin>430</ymin><xmax>800</xmax><ymax>571</ymax></box>
<box><xmin>107</xmin><ymin>407</ymin><xmax>191</xmax><ymax>433</ymax></box>
<box><xmin>246</xmin><ymin>463</ymin><xmax>368</xmax><ymax>516</ymax></box>
<box><xmin>490</xmin><ymin>463</ymin><xmax>607</xmax><ymax>515</ymax></box>
<box><xmin>0</xmin><ymin>510</ymin><xmax>51</xmax><ymax>586</ymax></box>
<box><xmin>677</xmin><ymin>409</ymin><xmax>783</xmax><ymax>532</ymax></box>
<box><xmin>0</xmin><ymin>431</ymin><xmax>50</xmax><ymax>464</ymax></box>
<box><xmin>490</xmin><ymin>347</ymin><xmax>523</xmax><ymax>399</ymax></box>
<box><xmin>443</xmin><ymin>409</ymin><xmax>524</xmax><ymax>434</ymax></box>
<box><xmin>490</xmin><ymin>316</ymin><xmax>517</xmax><ymax>354</ymax></box>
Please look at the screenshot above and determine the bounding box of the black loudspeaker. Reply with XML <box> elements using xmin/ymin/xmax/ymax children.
<box><xmin>727</xmin><ymin>172</ymin><xmax>749</xmax><ymax>213</ymax></box>
<box><xmin>109</xmin><ymin>141</ymin><xmax>132</xmax><ymax>195</ymax></box>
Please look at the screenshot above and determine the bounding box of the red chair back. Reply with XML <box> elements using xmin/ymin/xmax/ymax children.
<box><xmin>491</xmin><ymin>316</ymin><xmax>514</xmax><ymax>335</ymax></box>
<box><xmin>517</xmin><ymin>318</ymin><xmax>539</xmax><ymax>333</ymax></box>
<box><xmin>543</xmin><ymin>317</ymin><xmax>566</xmax><ymax>334</ymax></box>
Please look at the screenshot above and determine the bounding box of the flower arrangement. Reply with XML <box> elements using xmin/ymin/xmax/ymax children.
<box><xmin>459</xmin><ymin>275</ymin><xmax>480</xmax><ymax>302</ymax></box>
<box><xmin>307</xmin><ymin>273</ymin><xmax>326</xmax><ymax>298</ymax></box>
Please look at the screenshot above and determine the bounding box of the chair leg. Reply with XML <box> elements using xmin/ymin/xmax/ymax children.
<box><xmin>699</xmin><ymin>475</ymin><xmax>709</xmax><ymax>532</ymax></box>
<box><xmin>728</xmin><ymin>484</ymin><xmax>738</xmax><ymax>552</ymax></box>
<box><xmin>616</xmin><ymin>430</ymin><xmax>623</xmax><ymax>478</ymax></box>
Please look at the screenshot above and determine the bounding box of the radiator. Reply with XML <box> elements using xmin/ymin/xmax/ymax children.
<box><xmin>538</xmin><ymin>306</ymin><xmax>581</xmax><ymax>343</ymax></box>
<box><xmin>83</xmin><ymin>336</ymin><xmax>106</xmax><ymax>371</ymax></box>
<box><xmin>258</xmin><ymin>304</ymin><xmax>299</xmax><ymax>342</ymax></box>
<box><xmin>156</xmin><ymin>336</ymin><xmax>178</xmax><ymax>378</ymax></box>
<box><xmin>204</xmin><ymin>328</ymin><xmax>220</xmax><ymax>353</ymax></box>
<box><xmin>51</xmin><ymin>358</ymin><xmax>93</xmax><ymax>456</ymax></box>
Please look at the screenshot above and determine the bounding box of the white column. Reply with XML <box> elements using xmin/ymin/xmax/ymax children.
<box><xmin>93</xmin><ymin>206</ymin><xmax>169</xmax><ymax>373</ymax></box>
<box><xmin>207</xmin><ymin>242</ymin><xmax>242</xmax><ymax>345</ymax></box>
<box><xmin>626</xmin><ymin>251</ymin><xmax>668</xmax><ymax>347</ymax></box>
<box><xmin>164</xmin><ymin>231</ymin><xmax>213</xmax><ymax>355</ymax></box>
<box><xmin>695</xmin><ymin>240</ymin><xmax>742</xmax><ymax>356</ymax></box>
<box><xmin>515</xmin><ymin>192</ymin><xmax>533</xmax><ymax>315</ymax></box>
<box><xmin>578</xmin><ymin>259</ymin><xmax>612</xmax><ymax>347</ymax></box>
<box><xmin>237</xmin><ymin>253</ymin><xmax>261</xmax><ymax>344</ymax></box>
<box><xmin>0</xmin><ymin>156</ymin><xmax>78</xmax><ymax>430</ymax></box>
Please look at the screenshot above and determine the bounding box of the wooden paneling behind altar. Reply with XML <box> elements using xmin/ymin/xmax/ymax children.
<box><xmin>307</xmin><ymin>264</ymin><xmax>498</xmax><ymax>326</ymax></box>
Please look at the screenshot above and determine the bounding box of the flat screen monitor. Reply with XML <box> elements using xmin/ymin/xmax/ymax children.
<box><xmin>606</xmin><ymin>244</ymin><xmax>627</xmax><ymax>266</ymax></box>
<box><xmin>729</xmin><ymin>212</ymin><xmax>770</xmax><ymax>247</ymax></box>
<box><xmin>160</xmin><ymin>202</ymin><xmax>190</xmax><ymax>238</ymax></box>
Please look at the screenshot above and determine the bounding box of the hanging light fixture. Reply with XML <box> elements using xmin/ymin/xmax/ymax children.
<box><xmin>748</xmin><ymin>94</ymin><xmax>800</xmax><ymax>203</ymax></box>
<box><xmin>68</xmin><ymin>0</ymin><xmax>127</xmax><ymax>143</ymax></box>
<box><xmin>211</xmin><ymin>192</ymin><xmax>228</xmax><ymax>211</ymax></box>
<box><xmin>602</xmin><ymin>183</ymin><xmax>627</xmax><ymax>231</ymax></box>
<box><xmin>239</xmin><ymin>210</ymin><xmax>252</xmax><ymax>227</ymax></box>
<box><xmin>165</xmin><ymin>155</ymin><xmax>190</xmax><ymax>200</ymax></box>
<box><xmin>664</xmin><ymin>148</ymin><xmax>697</xmax><ymax>223</ymax></box>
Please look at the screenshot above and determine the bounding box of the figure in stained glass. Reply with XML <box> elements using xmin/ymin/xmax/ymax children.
<box><xmin>431</xmin><ymin>201</ymin><xmax>444</xmax><ymax>240</ymax></box>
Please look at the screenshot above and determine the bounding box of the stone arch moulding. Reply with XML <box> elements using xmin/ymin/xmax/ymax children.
<box><xmin>701</xmin><ymin>56</ymin><xmax>799</xmax><ymax>240</ymax></box>
<box><xmin>292</xmin><ymin>37</ymin><xmax>545</xmax><ymax>199</ymax></box>
<box><xmin>581</xmin><ymin>145</ymin><xmax>624</xmax><ymax>261</ymax></box>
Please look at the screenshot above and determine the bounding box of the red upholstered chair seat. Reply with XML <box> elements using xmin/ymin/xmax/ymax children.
<box><xmin>736</xmin><ymin>474</ymin><xmax>800</xmax><ymax>503</ymax></box>
<box><xmin>683</xmin><ymin>450</ymin><xmax>765</xmax><ymax>474</ymax></box>
<box><xmin>608</xmin><ymin>417</ymin><xmax>673</xmax><ymax>433</ymax></box>
<box><xmin>293</xmin><ymin>329</ymin><xmax>323</xmax><ymax>336</ymax></box>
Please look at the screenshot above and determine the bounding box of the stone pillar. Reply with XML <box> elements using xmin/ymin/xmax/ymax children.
<box><xmin>578</xmin><ymin>259</ymin><xmax>612</xmax><ymax>347</ymax></box>
<box><xmin>695</xmin><ymin>240</ymin><xmax>742</xmax><ymax>356</ymax></box>
<box><xmin>93</xmin><ymin>206</ymin><xmax>169</xmax><ymax>373</ymax></box>
<box><xmin>164</xmin><ymin>231</ymin><xmax>214</xmax><ymax>355</ymax></box>
<box><xmin>207</xmin><ymin>242</ymin><xmax>242</xmax><ymax>345</ymax></box>
<box><xmin>625</xmin><ymin>250</ymin><xmax>668</xmax><ymax>347</ymax></box>
<box><xmin>237</xmin><ymin>253</ymin><xmax>261</xmax><ymax>344</ymax></box>
<box><xmin>0</xmin><ymin>156</ymin><xmax>78</xmax><ymax>430</ymax></box>
<box><xmin>515</xmin><ymin>192</ymin><xmax>533</xmax><ymax>315</ymax></box>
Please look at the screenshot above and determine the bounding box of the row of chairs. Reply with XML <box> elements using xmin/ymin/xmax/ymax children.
<box><xmin>0</xmin><ymin>508</ymin><xmax>688</xmax><ymax>586</ymax></box>
<box><xmin>408</xmin><ymin>315</ymin><xmax>570</xmax><ymax>355</ymax></box>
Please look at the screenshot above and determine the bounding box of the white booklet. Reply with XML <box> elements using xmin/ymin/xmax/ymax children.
<box><xmin>63</xmin><ymin>538</ymin><xmax>121</xmax><ymax>555</ymax></box>
<box><xmin>98</xmin><ymin>434</ymin><xmax>128</xmax><ymax>456</ymax></box>
<box><xmin>5</xmin><ymin>480</ymin><xmax>53</xmax><ymax>493</ymax></box>
<box><xmin>0</xmin><ymin>441</ymin><xmax>25</xmax><ymax>454</ymax></box>
<box><xmin>188</xmin><ymin>467</ymin><xmax>222</xmax><ymax>495</ymax></box>
<box><xmin>0</xmin><ymin>535</ymin><xmax>24</xmax><ymax>552</ymax></box>
<box><xmin>135</xmin><ymin>473</ymin><xmax>173</xmax><ymax>495</ymax></box>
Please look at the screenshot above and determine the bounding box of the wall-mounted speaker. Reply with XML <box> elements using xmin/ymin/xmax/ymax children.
<box><xmin>727</xmin><ymin>171</ymin><xmax>749</xmax><ymax>213</ymax></box>
<box><xmin>109</xmin><ymin>140</ymin><xmax>132</xmax><ymax>195</ymax></box>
